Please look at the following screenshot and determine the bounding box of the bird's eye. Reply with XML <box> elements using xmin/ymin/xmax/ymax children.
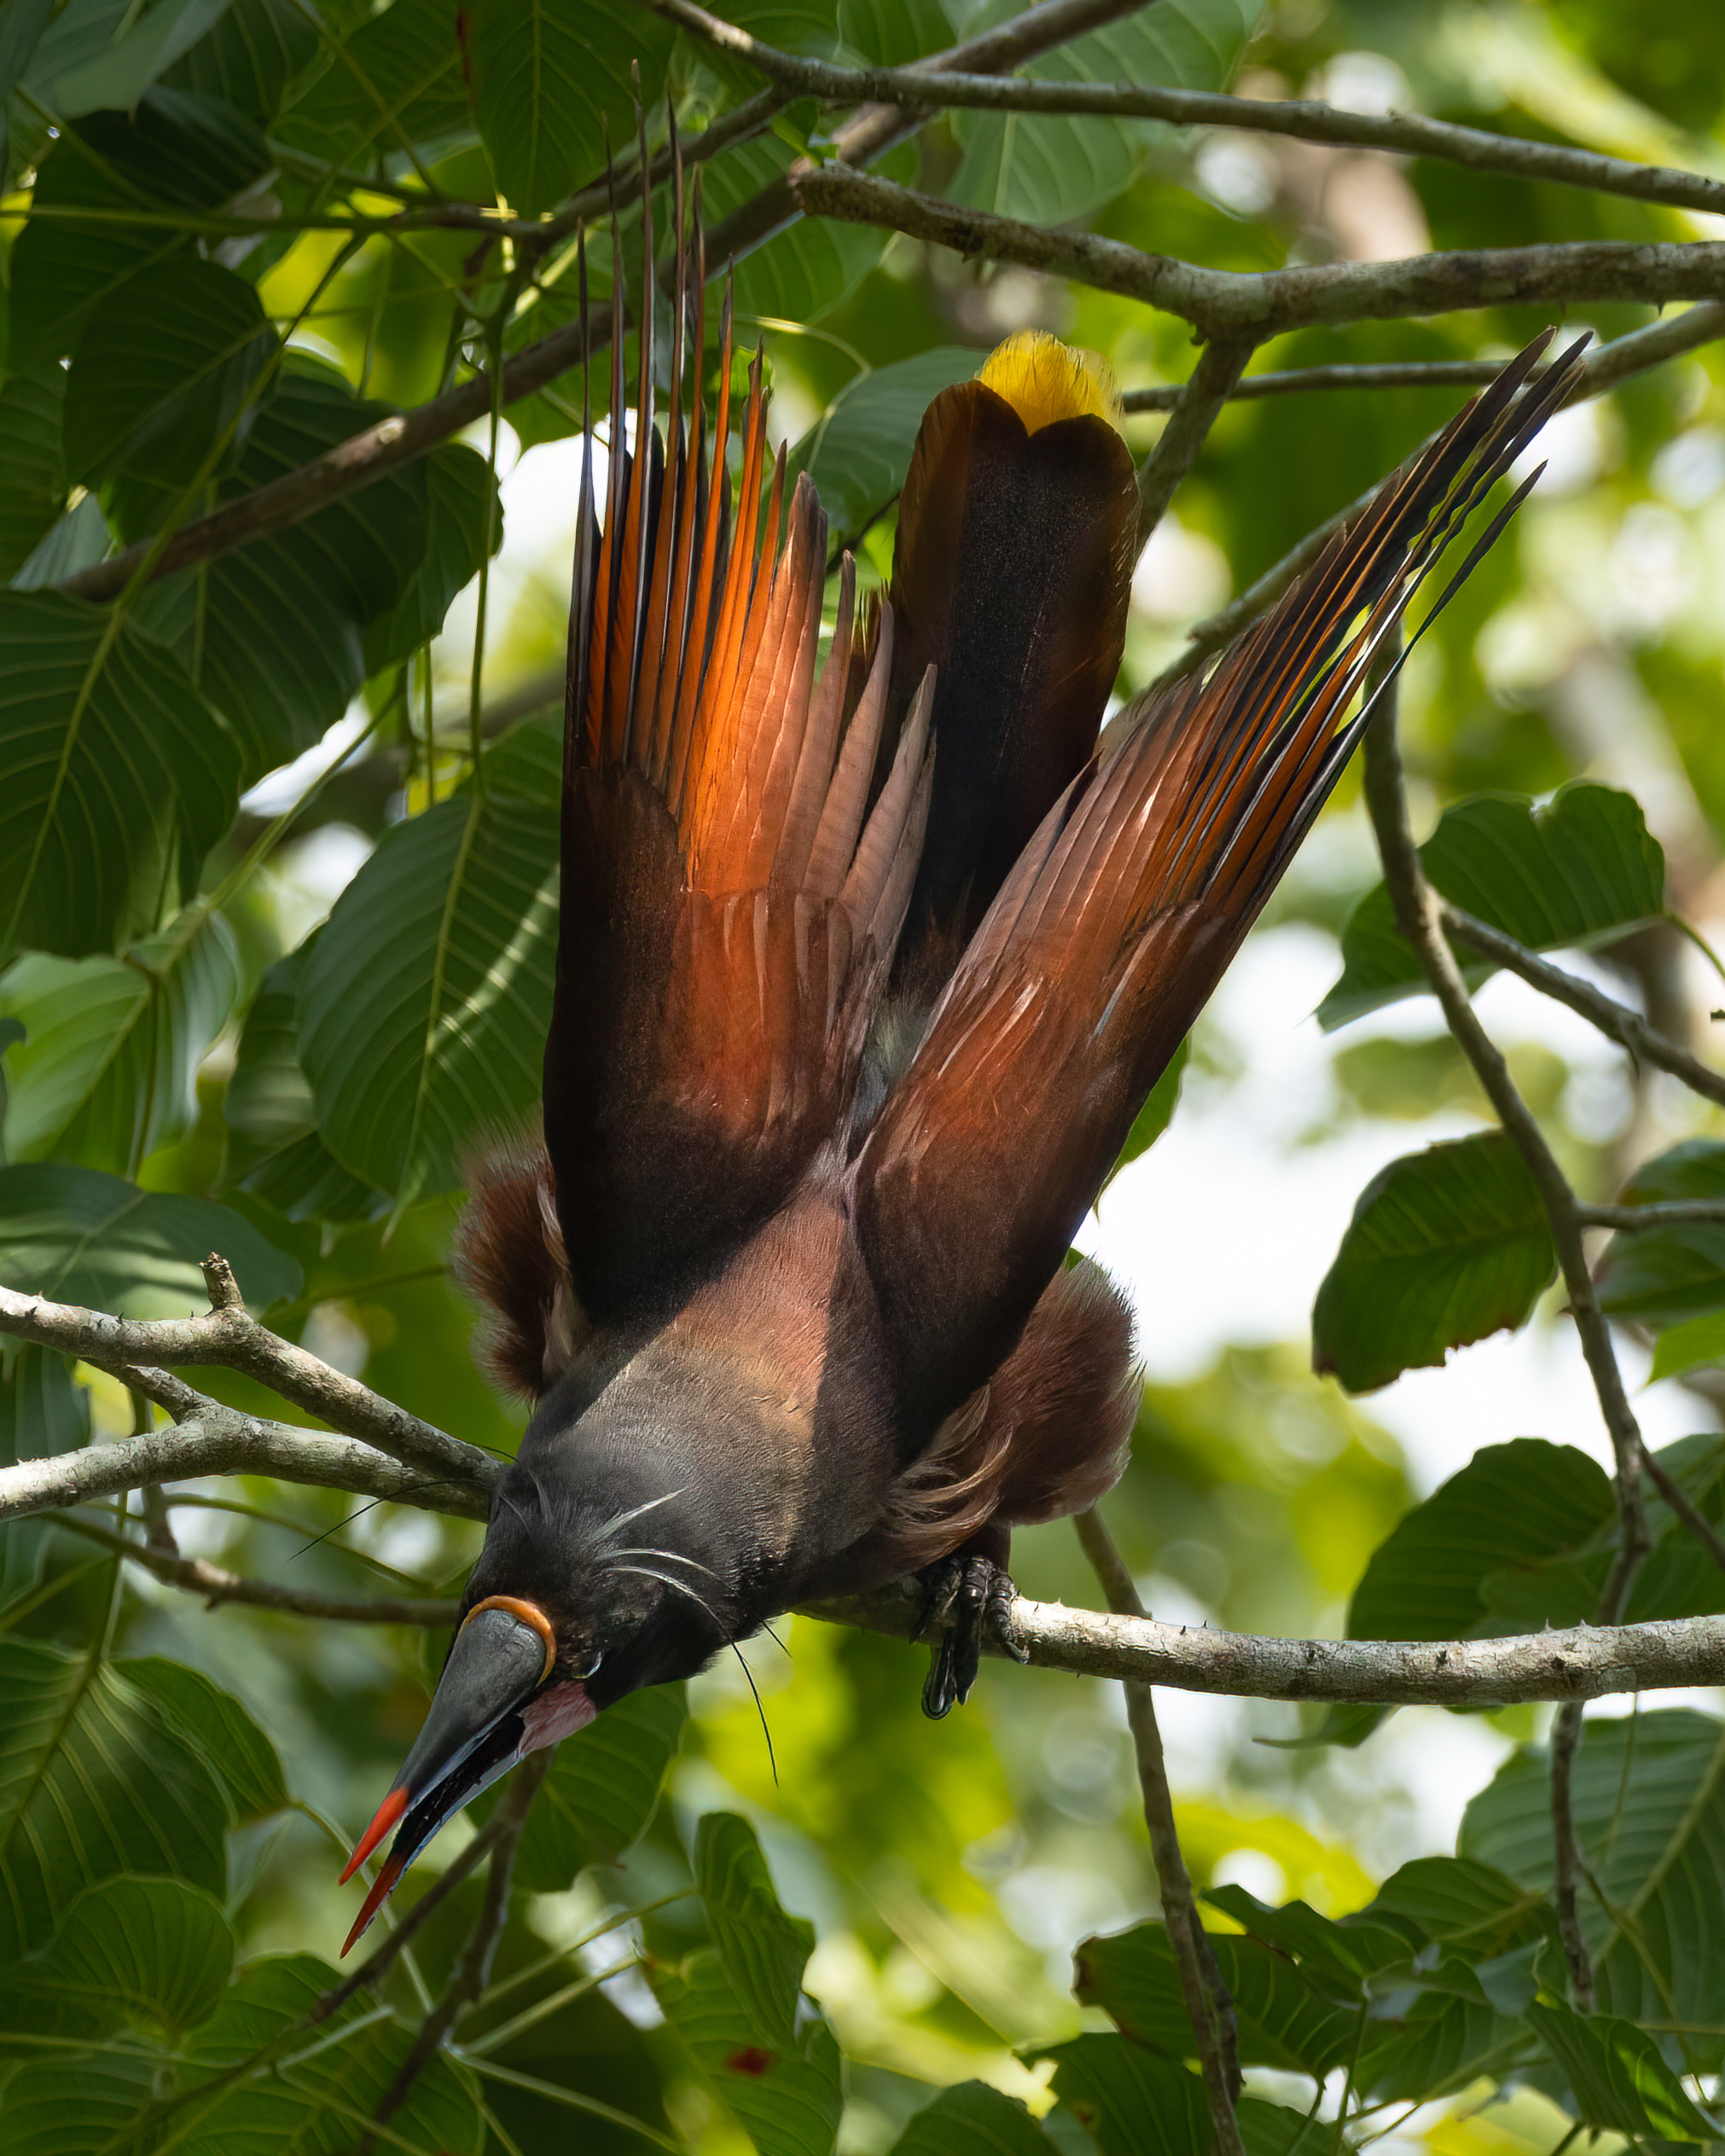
<box><xmin>568</xmin><ymin>1648</ymin><xmax>603</xmax><ymax>1680</ymax></box>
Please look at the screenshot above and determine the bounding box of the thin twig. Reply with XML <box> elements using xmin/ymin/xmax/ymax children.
<box><xmin>1441</xmin><ymin>904</ymin><xmax>1725</xmax><ymax>1112</ymax></box>
<box><xmin>49</xmin><ymin>1513</ymin><xmax>460</xmax><ymax>1625</ymax></box>
<box><xmin>645</xmin><ymin>0</ymin><xmax>1725</xmax><ymax>223</ymax></box>
<box><xmin>1640</xmin><ymin>1452</ymin><xmax>1725</xmax><ymax>1576</ymax></box>
<box><xmin>1076</xmin><ymin>1508</ymin><xmax>1243</xmax><ymax>2153</ymax></box>
<box><xmin>1577</xmin><ymin>1201</ymin><xmax>1725</xmax><ymax>1229</ymax></box>
<box><xmin>364</xmin><ymin>1752</ymin><xmax>550</xmax><ymax>2143</ymax></box>
<box><xmin>1361</xmin><ymin>669</ymin><xmax>1651</xmax><ymax>2014</ymax></box>
<box><xmin>1135</xmin><ymin>334</ymin><xmax>1254</xmax><ymax>550</ymax></box>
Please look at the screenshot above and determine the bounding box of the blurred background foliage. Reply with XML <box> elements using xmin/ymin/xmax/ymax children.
<box><xmin>5</xmin><ymin>0</ymin><xmax>1725</xmax><ymax>2149</ymax></box>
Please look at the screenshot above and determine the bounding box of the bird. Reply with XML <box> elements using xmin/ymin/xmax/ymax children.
<box><xmin>337</xmin><ymin>185</ymin><xmax>1583</xmax><ymax>1951</ymax></box>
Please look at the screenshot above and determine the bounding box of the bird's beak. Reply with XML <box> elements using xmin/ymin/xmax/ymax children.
<box><xmin>338</xmin><ymin>1595</ymin><xmax>594</xmax><ymax>1955</ymax></box>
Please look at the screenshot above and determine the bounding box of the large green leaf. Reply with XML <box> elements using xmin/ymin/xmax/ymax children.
<box><xmin>0</xmin><ymin>1873</ymin><xmax>234</xmax><ymax>2045</ymax></box>
<box><xmin>1527</xmin><ymin>2001</ymin><xmax>1721</xmax><ymax>2141</ymax></box>
<box><xmin>701</xmin><ymin>132</ymin><xmax>888</xmax><ymax>326</ymax></box>
<box><xmin>1311</xmin><ymin>1132</ymin><xmax>1557</xmax><ymax>1393</ymax></box>
<box><xmin>362</xmin><ymin>442</ymin><xmax>498</xmax><ymax>673</ymax></box>
<box><xmin>0</xmin><ymin>367</ymin><xmax>67</xmax><ymax>581</ymax></box>
<box><xmin>8</xmin><ymin>89</ymin><xmax>270</xmax><ymax>368</ymax></box>
<box><xmin>1461</xmin><ymin>1708</ymin><xmax>1725</xmax><ymax>2043</ymax></box>
<box><xmin>136</xmin><ymin>360</ymin><xmax>432</xmax><ymax>783</ymax></box>
<box><xmin>0</xmin><ymin>1161</ymin><xmax>301</xmax><ymax>1312</ymax></box>
<box><xmin>513</xmin><ymin>1682</ymin><xmax>685</xmax><ymax>1893</ymax></box>
<box><xmin>1363</xmin><ymin>1855</ymin><xmax>1551</xmax><ymax>1959</ymax></box>
<box><xmin>950</xmin><ymin>0</ymin><xmax>1259</xmax><ymax>225</ymax></box>
<box><xmin>177</xmin><ymin>1951</ymin><xmax>485</xmax><ymax>2155</ymax></box>
<box><xmin>274</xmin><ymin>0</ymin><xmax>472</xmax><ymax>170</ymax></box>
<box><xmin>0</xmin><ymin>1638</ymin><xmax>228</xmax><ymax>1962</ymax></box>
<box><xmin>0</xmin><ymin>2050</ymin><xmax>163</xmax><ymax>2156</ymax></box>
<box><xmin>1201</xmin><ymin>1885</ymin><xmax>1408</xmax><ymax>2000</ymax></box>
<box><xmin>1034</xmin><ymin>2033</ymin><xmax>1210</xmax><ymax>2156</ymax></box>
<box><xmin>694</xmin><ymin>1810</ymin><xmax>815</xmax><ymax>2052</ymax></box>
<box><xmin>122</xmin><ymin>1655</ymin><xmax>288</xmax><ymax>1822</ymax></box>
<box><xmin>1075</xmin><ymin>1921</ymin><xmax>1358</xmax><ymax>2076</ymax></box>
<box><xmin>1597</xmin><ymin>1138</ymin><xmax>1725</xmax><ymax>1328</ymax></box>
<box><xmin>64</xmin><ymin>254</ymin><xmax>275</xmax><ymax>490</ymax></box>
<box><xmin>0</xmin><ymin>908</ymin><xmax>241</xmax><ymax>1175</ymax></box>
<box><xmin>1345</xmin><ymin>1439</ymin><xmax>1613</xmax><ymax>1642</ymax></box>
<box><xmin>40</xmin><ymin>0</ymin><xmax>235</xmax><ymax>115</ymax></box>
<box><xmin>788</xmin><ymin>347</ymin><xmax>981</xmax><ymax>550</ymax></box>
<box><xmin>464</xmin><ymin>0</ymin><xmax>673</xmax><ymax>215</ymax></box>
<box><xmin>299</xmin><ymin>723</ymin><xmax>560</xmax><ymax>1202</ymax></box>
<box><xmin>1318</xmin><ymin>784</ymin><xmax>1666</xmax><ymax>1032</ymax></box>
<box><xmin>889</xmin><ymin>2081</ymin><xmax>1058</xmax><ymax>2156</ymax></box>
<box><xmin>0</xmin><ymin>590</ymin><xmax>242</xmax><ymax>966</ymax></box>
<box><xmin>652</xmin><ymin>1946</ymin><xmax>844</xmax><ymax>2156</ymax></box>
<box><xmin>160</xmin><ymin>0</ymin><xmax>319</xmax><ymax>119</ymax></box>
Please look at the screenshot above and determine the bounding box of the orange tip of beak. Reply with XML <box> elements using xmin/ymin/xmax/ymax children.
<box><xmin>341</xmin><ymin>1852</ymin><xmax>404</xmax><ymax>1958</ymax></box>
<box><xmin>339</xmin><ymin>1784</ymin><xmax>408</xmax><ymax>1886</ymax></box>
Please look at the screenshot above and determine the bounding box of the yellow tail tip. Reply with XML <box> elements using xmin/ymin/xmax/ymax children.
<box><xmin>976</xmin><ymin>331</ymin><xmax>1122</xmax><ymax>435</ymax></box>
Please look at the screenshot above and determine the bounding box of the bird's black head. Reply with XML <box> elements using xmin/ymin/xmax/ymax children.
<box><xmin>340</xmin><ymin>1369</ymin><xmax>746</xmax><ymax>1951</ymax></box>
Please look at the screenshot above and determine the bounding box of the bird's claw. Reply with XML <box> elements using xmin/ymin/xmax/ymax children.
<box><xmin>916</xmin><ymin>1552</ymin><xmax>1025</xmax><ymax>1719</ymax></box>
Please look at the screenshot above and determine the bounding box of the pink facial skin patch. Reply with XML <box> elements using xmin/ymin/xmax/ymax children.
<box><xmin>521</xmin><ymin>1679</ymin><xmax>595</xmax><ymax>1751</ymax></box>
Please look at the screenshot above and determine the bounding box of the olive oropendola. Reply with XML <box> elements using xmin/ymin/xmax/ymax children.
<box><xmin>339</xmin><ymin>194</ymin><xmax>1585</xmax><ymax>1950</ymax></box>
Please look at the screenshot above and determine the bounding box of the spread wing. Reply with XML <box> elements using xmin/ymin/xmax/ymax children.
<box><xmin>545</xmin><ymin>200</ymin><xmax>933</xmax><ymax>1319</ymax></box>
<box><xmin>851</xmin><ymin>331</ymin><xmax>1586</xmax><ymax>1440</ymax></box>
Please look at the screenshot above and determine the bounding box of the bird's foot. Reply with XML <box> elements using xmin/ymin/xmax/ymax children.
<box><xmin>915</xmin><ymin>1549</ymin><xmax>1029</xmax><ymax>1719</ymax></box>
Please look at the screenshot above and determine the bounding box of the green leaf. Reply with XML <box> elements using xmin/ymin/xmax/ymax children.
<box><xmin>700</xmin><ymin>132</ymin><xmax>887</xmax><ymax>325</ymax></box>
<box><xmin>888</xmin><ymin>2081</ymin><xmax>1058</xmax><ymax>2156</ymax></box>
<box><xmin>275</xmin><ymin>0</ymin><xmax>472</xmax><ymax>171</ymax></box>
<box><xmin>1650</xmin><ymin>1308</ymin><xmax>1725</xmax><ymax>1380</ymax></box>
<box><xmin>1526</xmin><ymin>2000</ymin><xmax>1721</xmax><ymax>2141</ymax></box>
<box><xmin>179</xmin><ymin>1951</ymin><xmax>486</xmax><ymax>2155</ymax></box>
<box><xmin>1075</xmin><ymin>1921</ymin><xmax>1358</xmax><ymax>2076</ymax></box>
<box><xmin>1200</xmin><ymin>1886</ymin><xmax>1409</xmax><ymax>1999</ymax></box>
<box><xmin>1109</xmin><ymin>1039</ymin><xmax>1189</xmax><ymax>1185</ymax></box>
<box><xmin>1033</xmin><ymin>2033</ymin><xmax>1210</xmax><ymax>2156</ymax></box>
<box><xmin>1597</xmin><ymin>1138</ymin><xmax>1725</xmax><ymax>1328</ymax></box>
<box><xmin>1319</xmin><ymin>784</ymin><xmax>1667</xmax><ymax>1032</ymax></box>
<box><xmin>837</xmin><ymin>0</ymin><xmax>950</xmax><ymax>66</ymax></box>
<box><xmin>160</xmin><ymin>0</ymin><xmax>320</xmax><ymax>120</ymax></box>
<box><xmin>0</xmin><ymin>1161</ymin><xmax>301</xmax><ymax>1313</ymax></box>
<box><xmin>0</xmin><ymin>2049</ymin><xmax>162</xmax><ymax>2156</ymax></box>
<box><xmin>299</xmin><ymin>724</ymin><xmax>560</xmax><ymax>1202</ymax></box>
<box><xmin>788</xmin><ymin>347</ymin><xmax>982</xmax><ymax>549</ymax></box>
<box><xmin>694</xmin><ymin>1810</ymin><xmax>815</xmax><ymax>2052</ymax></box>
<box><xmin>1345</xmin><ymin>1439</ymin><xmax>1613</xmax><ymax>1642</ymax></box>
<box><xmin>0</xmin><ymin>1873</ymin><xmax>234</xmax><ymax>2045</ymax></box>
<box><xmin>1462</xmin><ymin>1708</ymin><xmax>1725</xmax><ymax>2043</ymax></box>
<box><xmin>64</xmin><ymin>254</ymin><xmax>275</xmax><ymax>489</ymax></box>
<box><xmin>651</xmin><ymin>1945</ymin><xmax>844</xmax><ymax>2156</ymax></box>
<box><xmin>0</xmin><ymin>367</ymin><xmax>67</xmax><ymax>582</ymax></box>
<box><xmin>0</xmin><ymin>1637</ymin><xmax>229</xmax><ymax>1961</ymax></box>
<box><xmin>135</xmin><ymin>359</ymin><xmax>432</xmax><ymax>783</ymax></box>
<box><xmin>362</xmin><ymin>443</ymin><xmax>499</xmax><ymax>673</ymax></box>
<box><xmin>1311</xmin><ymin>1133</ymin><xmax>1557</xmax><ymax>1393</ymax></box>
<box><xmin>513</xmin><ymin>1681</ymin><xmax>685</xmax><ymax>1892</ymax></box>
<box><xmin>0</xmin><ymin>1340</ymin><xmax>89</xmax><ymax>1464</ymax></box>
<box><xmin>1363</xmin><ymin>1856</ymin><xmax>1551</xmax><ymax>1959</ymax></box>
<box><xmin>224</xmin><ymin>944</ymin><xmax>386</xmax><ymax>1224</ymax></box>
<box><xmin>0</xmin><ymin>909</ymin><xmax>241</xmax><ymax>1176</ymax></box>
<box><xmin>0</xmin><ymin>590</ymin><xmax>242</xmax><ymax>967</ymax></box>
<box><xmin>122</xmin><ymin>1656</ymin><xmax>288</xmax><ymax>1822</ymax></box>
<box><xmin>464</xmin><ymin>0</ymin><xmax>674</xmax><ymax>216</ymax></box>
<box><xmin>44</xmin><ymin>0</ymin><xmax>235</xmax><ymax>114</ymax></box>
<box><xmin>950</xmin><ymin>0</ymin><xmax>1259</xmax><ymax>225</ymax></box>
<box><xmin>8</xmin><ymin>89</ymin><xmax>270</xmax><ymax>367</ymax></box>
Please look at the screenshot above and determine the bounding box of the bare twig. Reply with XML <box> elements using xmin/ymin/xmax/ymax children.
<box><xmin>0</xmin><ymin>1278</ymin><xmax>487</xmax><ymax>1488</ymax></box>
<box><xmin>1577</xmin><ymin>1201</ymin><xmax>1725</xmax><ymax>1229</ymax></box>
<box><xmin>1440</xmin><ymin>904</ymin><xmax>1725</xmax><ymax>1112</ymax></box>
<box><xmin>1135</xmin><ymin>334</ymin><xmax>1254</xmax><ymax>550</ymax></box>
<box><xmin>1640</xmin><ymin>1451</ymin><xmax>1725</xmax><ymax>1576</ymax></box>
<box><xmin>1076</xmin><ymin>1508</ymin><xmax>1242</xmax><ymax>2152</ymax></box>
<box><xmin>365</xmin><ymin>1752</ymin><xmax>550</xmax><ymax>2142</ymax></box>
<box><xmin>1160</xmin><ymin>301</ymin><xmax>1725</xmax><ymax>683</ymax></box>
<box><xmin>55</xmin><ymin>0</ymin><xmax>1147</xmax><ymax>607</ymax></box>
<box><xmin>646</xmin><ymin>0</ymin><xmax>1725</xmax><ymax>223</ymax></box>
<box><xmin>49</xmin><ymin>1513</ymin><xmax>460</xmax><ymax>1625</ymax></box>
<box><xmin>1549</xmin><ymin>1700</ymin><xmax>1594</xmax><ymax>2009</ymax></box>
<box><xmin>790</xmin><ymin>168</ymin><xmax>1725</xmax><ymax>336</ymax></box>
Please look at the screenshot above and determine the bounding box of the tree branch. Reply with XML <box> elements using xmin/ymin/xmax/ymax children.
<box><xmin>0</xmin><ymin>1270</ymin><xmax>490</xmax><ymax>1489</ymax></box>
<box><xmin>647</xmin><ymin>0</ymin><xmax>1725</xmax><ymax>224</ymax></box>
<box><xmin>55</xmin><ymin>0</ymin><xmax>1147</xmax><ymax>607</ymax></box>
<box><xmin>1441</xmin><ymin>904</ymin><xmax>1725</xmax><ymax>1112</ymax></box>
<box><xmin>49</xmin><ymin>1512</ymin><xmax>460</xmax><ymax>1625</ymax></box>
<box><xmin>1076</xmin><ymin>1508</ymin><xmax>1242</xmax><ymax>2153</ymax></box>
<box><xmin>1135</xmin><ymin>334</ymin><xmax>1254</xmax><ymax>549</ymax></box>
<box><xmin>1159</xmin><ymin>301</ymin><xmax>1725</xmax><ymax>683</ymax></box>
